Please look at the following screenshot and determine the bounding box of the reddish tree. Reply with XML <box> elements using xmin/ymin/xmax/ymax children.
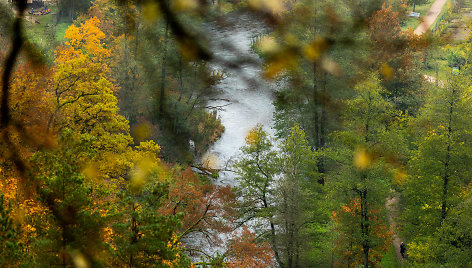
<box><xmin>333</xmin><ymin>198</ymin><xmax>392</xmax><ymax>267</ymax></box>
<box><xmin>226</xmin><ymin>226</ymin><xmax>274</xmax><ymax>268</ymax></box>
<box><xmin>160</xmin><ymin>167</ymin><xmax>236</xmax><ymax>249</ymax></box>
<box><xmin>368</xmin><ymin>4</ymin><xmax>424</xmax><ymax>111</ymax></box>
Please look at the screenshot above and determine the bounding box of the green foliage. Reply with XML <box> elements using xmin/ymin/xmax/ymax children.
<box><xmin>234</xmin><ymin>124</ymin><xmax>279</xmax><ymax>223</ymax></box>
<box><xmin>379</xmin><ymin>245</ymin><xmax>401</xmax><ymax>268</ymax></box>
<box><xmin>403</xmin><ymin>72</ymin><xmax>472</xmax><ymax>265</ymax></box>
<box><xmin>235</xmin><ymin>124</ymin><xmax>328</xmax><ymax>267</ymax></box>
<box><xmin>58</xmin><ymin>0</ymin><xmax>92</xmax><ymax>22</ymax></box>
<box><xmin>31</xmin><ymin>131</ymin><xmax>106</xmax><ymax>267</ymax></box>
<box><xmin>5</xmin><ymin>0</ymin><xmax>472</xmax><ymax>266</ymax></box>
<box><xmin>0</xmin><ymin>194</ymin><xmax>23</xmax><ymax>267</ymax></box>
<box><xmin>436</xmin><ymin>191</ymin><xmax>472</xmax><ymax>266</ymax></box>
<box><xmin>326</xmin><ymin>75</ymin><xmax>402</xmax><ymax>266</ymax></box>
<box><xmin>408</xmin><ymin>0</ymin><xmax>430</xmax><ymax>12</ymax></box>
<box><xmin>112</xmin><ymin>179</ymin><xmax>188</xmax><ymax>267</ymax></box>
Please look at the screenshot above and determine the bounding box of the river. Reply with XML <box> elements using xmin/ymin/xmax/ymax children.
<box><xmin>200</xmin><ymin>13</ymin><xmax>276</xmax><ymax>185</ymax></box>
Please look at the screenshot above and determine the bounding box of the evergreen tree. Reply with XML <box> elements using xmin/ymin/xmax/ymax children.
<box><xmin>31</xmin><ymin>131</ymin><xmax>106</xmax><ymax>267</ymax></box>
<box><xmin>112</xmin><ymin>175</ymin><xmax>190</xmax><ymax>267</ymax></box>
<box><xmin>403</xmin><ymin>72</ymin><xmax>472</xmax><ymax>264</ymax></box>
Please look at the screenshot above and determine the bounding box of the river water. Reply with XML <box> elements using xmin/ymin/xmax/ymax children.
<box><xmin>200</xmin><ymin>13</ymin><xmax>276</xmax><ymax>185</ymax></box>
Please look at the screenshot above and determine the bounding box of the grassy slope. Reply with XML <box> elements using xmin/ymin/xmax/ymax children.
<box><xmin>24</xmin><ymin>6</ymin><xmax>71</xmax><ymax>61</ymax></box>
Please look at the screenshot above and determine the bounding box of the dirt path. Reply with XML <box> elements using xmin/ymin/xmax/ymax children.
<box><xmin>386</xmin><ymin>191</ymin><xmax>405</xmax><ymax>264</ymax></box>
<box><xmin>424</xmin><ymin>74</ymin><xmax>445</xmax><ymax>86</ymax></box>
<box><xmin>414</xmin><ymin>0</ymin><xmax>449</xmax><ymax>35</ymax></box>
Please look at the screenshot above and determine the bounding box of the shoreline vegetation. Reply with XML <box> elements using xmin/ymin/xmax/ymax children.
<box><xmin>1</xmin><ymin>0</ymin><xmax>472</xmax><ymax>267</ymax></box>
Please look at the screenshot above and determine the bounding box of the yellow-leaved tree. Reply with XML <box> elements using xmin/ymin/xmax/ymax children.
<box><xmin>50</xmin><ymin>17</ymin><xmax>138</xmax><ymax>181</ymax></box>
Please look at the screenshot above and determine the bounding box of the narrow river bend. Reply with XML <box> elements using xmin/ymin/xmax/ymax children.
<box><xmin>200</xmin><ymin>13</ymin><xmax>276</xmax><ymax>185</ymax></box>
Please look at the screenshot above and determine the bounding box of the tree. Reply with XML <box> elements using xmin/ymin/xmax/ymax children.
<box><xmin>326</xmin><ymin>75</ymin><xmax>400</xmax><ymax>267</ymax></box>
<box><xmin>0</xmin><ymin>194</ymin><xmax>24</xmax><ymax>267</ymax></box>
<box><xmin>276</xmin><ymin>125</ymin><xmax>326</xmax><ymax>268</ymax></box>
<box><xmin>112</xmin><ymin>180</ymin><xmax>190</xmax><ymax>267</ymax></box>
<box><xmin>235</xmin><ymin>125</ymin><xmax>327</xmax><ymax>267</ymax></box>
<box><xmin>160</xmin><ymin>165</ymin><xmax>237</xmax><ymax>261</ymax></box>
<box><xmin>234</xmin><ymin>124</ymin><xmax>282</xmax><ymax>265</ymax></box>
<box><xmin>52</xmin><ymin>17</ymin><xmax>137</xmax><ymax>181</ymax></box>
<box><xmin>408</xmin><ymin>0</ymin><xmax>429</xmax><ymax>12</ymax></box>
<box><xmin>30</xmin><ymin>130</ymin><xmax>106</xmax><ymax>267</ymax></box>
<box><xmin>435</xmin><ymin>189</ymin><xmax>472</xmax><ymax>266</ymax></box>
<box><xmin>332</xmin><ymin>198</ymin><xmax>391</xmax><ymax>267</ymax></box>
<box><xmin>226</xmin><ymin>226</ymin><xmax>274</xmax><ymax>268</ymax></box>
<box><xmin>0</xmin><ymin>177</ymin><xmax>50</xmax><ymax>266</ymax></box>
<box><xmin>403</xmin><ymin>73</ymin><xmax>472</xmax><ymax>265</ymax></box>
<box><xmin>368</xmin><ymin>4</ymin><xmax>424</xmax><ymax>113</ymax></box>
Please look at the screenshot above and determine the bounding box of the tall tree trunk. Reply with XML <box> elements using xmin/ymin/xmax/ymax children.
<box><xmin>441</xmin><ymin>90</ymin><xmax>454</xmax><ymax>220</ymax></box>
<box><xmin>133</xmin><ymin>3</ymin><xmax>140</xmax><ymax>86</ymax></box>
<box><xmin>262</xmin><ymin>195</ymin><xmax>284</xmax><ymax>267</ymax></box>
<box><xmin>129</xmin><ymin>203</ymin><xmax>137</xmax><ymax>268</ymax></box>
<box><xmin>313</xmin><ymin>62</ymin><xmax>320</xmax><ymax>150</ymax></box>
<box><xmin>317</xmin><ymin>71</ymin><xmax>327</xmax><ymax>184</ymax></box>
<box><xmin>159</xmin><ymin>18</ymin><xmax>169</xmax><ymax>119</ymax></box>
<box><xmin>360</xmin><ymin>187</ymin><xmax>369</xmax><ymax>268</ymax></box>
<box><xmin>320</xmin><ymin>71</ymin><xmax>327</xmax><ymax>148</ymax></box>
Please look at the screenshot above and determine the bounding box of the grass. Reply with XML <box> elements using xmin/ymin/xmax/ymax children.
<box><xmin>25</xmin><ymin>6</ymin><xmax>71</xmax><ymax>46</ymax></box>
<box><xmin>402</xmin><ymin>0</ymin><xmax>437</xmax><ymax>30</ymax></box>
<box><xmin>381</xmin><ymin>245</ymin><xmax>401</xmax><ymax>268</ymax></box>
<box><xmin>422</xmin><ymin>57</ymin><xmax>451</xmax><ymax>80</ymax></box>
<box><xmin>55</xmin><ymin>22</ymin><xmax>71</xmax><ymax>43</ymax></box>
<box><xmin>430</xmin><ymin>0</ymin><xmax>453</xmax><ymax>32</ymax></box>
<box><xmin>23</xmin><ymin>6</ymin><xmax>72</xmax><ymax>62</ymax></box>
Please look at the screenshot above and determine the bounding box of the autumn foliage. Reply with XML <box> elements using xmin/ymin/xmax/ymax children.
<box><xmin>226</xmin><ymin>227</ymin><xmax>274</xmax><ymax>268</ymax></box>
<box><xmin>333</xmin><ymin>198</ymin><xmax>391</xmax><ymax>267</ymax></box>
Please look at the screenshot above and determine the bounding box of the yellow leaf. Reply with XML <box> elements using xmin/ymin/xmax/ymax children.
<box><xmin>133</xmin><ymin>123</ymin><xmax>152</xmax><ymax>142</ymax></box>
<box><xmin>130</xmin><ymin>158</ymin><xmax>158</xmax><ymax>193</ymax></box>
<box><xmin>353</xmin><ymin>147</ymin><xmax>372</xmax><ymax>170</ymax></box>
<box><xmin>173</xmin><ymin>0</ymin><xmax>199</xmax><ymax>11</ymax></box>
<box><xmin>71</xmin><ymin>251</ymin><xmax>90</xmax><ymax>268</ymax></box>
<box><xmin>380</xmin><ymin>63</ymin><xmax>394</xmax><ymax>80</ymax></box>
<box><xmin>263</xmin><ymin>51</ymin><xmax>298</xmax><ymax>79</ymax></box>
<box><xmin>321</xmin><ymin>57</ymin><xmax>342</xmax><ymax>76</ymax></box>
<box><xmin>81</xmin><ymin>163</ymin><xmax>100</xmax><ymax>182</ymax></box>
<box><xmin>248</xmin><ymin>0</ymin><xmax>284</xmax><ymax>14</ymax></box>
<box><xmin>303</xmin><ymin>37</ymin><xmax>328</xmax><ymax>62</ymax></box>
<box><xmin>393</xmin><ymin>168</ymin><xmax>407</xmax><ymax>185</ymax></box>
<box><xmin>256</xmin><ymin>36</ymin><xmax>279</xmax><ymax>54</ymax></box>
<box><xmin>143</xmin><ymin>2</ymin><xmax>161</xmax><ymax>22</ymax></box>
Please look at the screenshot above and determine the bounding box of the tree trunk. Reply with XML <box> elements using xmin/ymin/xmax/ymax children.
<box><xmin>159</xmin><ymin>18</ymin><xmax>169</xmax><ymax>119</ymax></box>
<box><xmin>441</xmin><ymin>90</ymin><xmax>454</xmax><ymax>220</ymax></box>
<box><xmin>262</xmin><ymin>195</ymin><xmax>284</xmax><ymax>267</ymax></box>
<box><xmin>129</xmin><ymin>203</ymin><xmax>137</xmax><ymax>268</ymax></box>
<box><xmin>360</xmin><ymin>187</ymin><xmax>369</xmax><ymax>268</ymax></box>
<box><xmin>317</xmin><ymin>71</ymin><xmax>327</xmax><ymax>184</ymax></box>
<box><xmin>313</xmin><ymin>62</ymin><xmax>320</xmax><ymax>150</ymax></box>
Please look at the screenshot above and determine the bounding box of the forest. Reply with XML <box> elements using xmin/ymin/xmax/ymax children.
<box><xmin>1</xmin><ymin>0</ymin><xmax>472</xmax><ymax>267</ymax></box>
